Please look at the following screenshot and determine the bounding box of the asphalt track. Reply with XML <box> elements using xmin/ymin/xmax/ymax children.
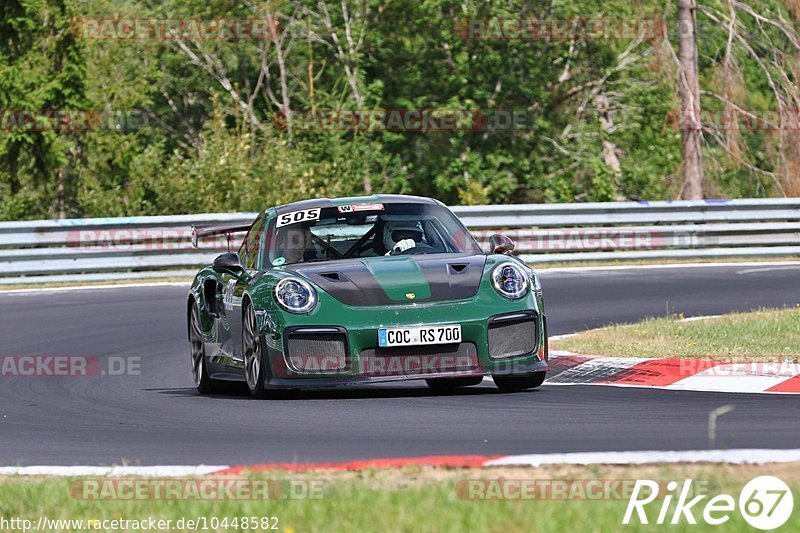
<box><xmin>1</xmin><ymin>263</ymin><xmax>799</xmax><ymax>466</ymax></box>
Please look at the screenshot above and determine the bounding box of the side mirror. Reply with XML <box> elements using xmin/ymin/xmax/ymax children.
<box><xmin>212</xmin><ymin>252</ymin><xmax>244</xmax><ymax>276</ymax></box>
<box><xmin>489</xmin><ymin>234</ymin><xmax>516</xmax><ymax>255</ymax></box>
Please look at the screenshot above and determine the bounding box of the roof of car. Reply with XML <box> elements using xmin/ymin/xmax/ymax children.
<box><xmin>271</xmin><ymin>194</ymin><xmax>439</xmax><ymax>215</ymax></box>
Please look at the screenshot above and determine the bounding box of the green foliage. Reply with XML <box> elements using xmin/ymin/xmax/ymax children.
<box><xmin>0</xmin><ymin>0</ymin><xmax>89</xmax><ymax>218</ymax></box>
<box><xmin>0</xmin><ymin>0</ymin><xmax>797</xmax><ymax>220</ymax></box>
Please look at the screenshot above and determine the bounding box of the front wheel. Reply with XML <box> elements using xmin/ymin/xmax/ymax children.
<box><xmin>493</xmin><ymin>372</ymin><xmax>546</xmax><ymax>392</ymax></box>
<box><xmin>243</xmin><ymin>302</ymin><xmax>271</xmax><ymax>399</ymax></box>
<box><xmin>425</xmin><ymin>376</ymin><xmax>483</xmax><ymax>392</ymax></box>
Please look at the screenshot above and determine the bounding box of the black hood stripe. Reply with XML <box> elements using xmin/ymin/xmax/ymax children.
<box><xmin>287</xmin><ymin>254</ymin><xmax>486</xmax><ymax>306</ymax></box>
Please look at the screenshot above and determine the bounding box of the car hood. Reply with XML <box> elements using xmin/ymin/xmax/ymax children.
<box><xmin>285</xmin><ymin>253</ymin><xmax>487</xmax><ymax>306</ymax></box>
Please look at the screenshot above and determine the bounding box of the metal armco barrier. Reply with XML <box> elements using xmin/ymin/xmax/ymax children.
<box><xmin>1</xmin><ymin>198</ymin><xmax>799</xmax><ymax>284</ymax></box>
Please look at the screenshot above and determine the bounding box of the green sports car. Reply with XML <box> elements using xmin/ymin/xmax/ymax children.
<box><xmin>187</xmin><ymin>194</ymin><xmax>548</xmax><ymax>397</ymax></box>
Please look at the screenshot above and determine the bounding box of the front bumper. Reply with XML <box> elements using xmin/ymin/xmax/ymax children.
<box><xmin>260</xmin><ymin>305</ymin><xmax>548</xmax><ymax>388</ymax></box>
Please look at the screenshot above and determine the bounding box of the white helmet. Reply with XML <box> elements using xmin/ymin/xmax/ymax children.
<box><xmin>382</xmin><ymin>220</ymin><xmax>424</xmax><ymax>251</ymax></box>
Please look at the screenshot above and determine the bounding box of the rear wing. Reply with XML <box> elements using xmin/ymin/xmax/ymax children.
<box><xmin>191</xmin><ymin>223</ymin><xmax>252</xmax><ymax>251</ymax></box>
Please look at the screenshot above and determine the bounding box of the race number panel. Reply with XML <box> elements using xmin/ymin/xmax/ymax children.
<box><xmin>276</xmin><ymin>208</ymin><xmax>321</xmax><ymax>228</ymax></box>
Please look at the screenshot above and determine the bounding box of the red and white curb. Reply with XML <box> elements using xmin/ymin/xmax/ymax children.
<box><xmin>4</xmin><ymin>449</ymin><xmax>800</xmax><ymax>476</ymax></box>
<box><xmin>547</xmin><ymin>351</ymin><xmax>800</xmax><ymax>394</ymax></box>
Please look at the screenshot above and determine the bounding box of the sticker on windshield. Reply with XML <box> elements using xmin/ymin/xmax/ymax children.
<box><xmin>337</xmin><ymin>203</ymin><xmax>384</xmax><ymax>213</ymax></box>
<box><xmin>276</xmin><ymin>208</ymin><xmax>321</xmax><ymax>228</ymax></box>
<box><xmin>272</xmin><ymin>257</ymin><xmax>286</xmax><ymax>266</ymax></box>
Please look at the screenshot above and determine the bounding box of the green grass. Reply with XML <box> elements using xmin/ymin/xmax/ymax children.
<box><xmin>1</xmin><ymin>463</ymin><xmax>799</xmax><ymax>532</ymax></box>
<box><xmin>553</xmin><ymin>307</ymin><xmax>800</xmax><ymax>360</ymax></box>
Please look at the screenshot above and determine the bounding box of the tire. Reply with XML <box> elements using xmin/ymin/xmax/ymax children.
<box><xmin>493</xmin><ymin>371</ymin><xmax>547</xmax><ymax>392</ymax></box>
<box><xmin>189</xmin><ymin>302</ymin><xmax>225</xmax><ymax>394</ymax></box>
<box><xmin>243</xmin><ymin>302</ymin><xmax>271</xmax><ymax>399</ymax></box>
<box><xmin>425</xmin><ymin>376</ymin><xmax>483</xmax><ymax>392</ymax></box>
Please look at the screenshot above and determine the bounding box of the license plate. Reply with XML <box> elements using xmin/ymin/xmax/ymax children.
<box><xmin>378</xmin><ymin>325</ymin><xmax>461</xmax><ymax>347</ymax></box>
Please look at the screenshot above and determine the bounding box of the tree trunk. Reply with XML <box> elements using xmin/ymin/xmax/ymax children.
<box><xmin>56</xmin><ymin>166</ymin><xmax>66</xmax><ymax>219</ymax></box>
<box><xmin>678</xmin><ymin>0</ymin><xmax>704</xmax><ymax>199</ymax></box>
<box><xmin>271</xmin><ymin>26</ymin><xmax>292</xmax><ymax>139</ymax></box>
<box><xmin>596</xmin><ymin>93</ymin><xmax>623</xmax><ymax>199</ymax></box>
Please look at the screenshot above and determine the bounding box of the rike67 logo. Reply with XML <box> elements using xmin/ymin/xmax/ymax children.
<box><xmin>623</xmin><ymin>476</ymin><xmax>794</xmax><ymax>530</ymax></box>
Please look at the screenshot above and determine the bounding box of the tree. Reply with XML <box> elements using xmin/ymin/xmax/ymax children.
<box><xmin>0</xmin><ymin>0</ymin><xmax>88</xmax><ymax>218</ymax></box>
<box><xmin>677</xmin><ymin>0</ymin><xmax>704</xmax><ymax>199</ymax></box>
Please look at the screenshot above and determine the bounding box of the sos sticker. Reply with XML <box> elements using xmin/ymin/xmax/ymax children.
<box><xmin>276</xmin><ymin>208</ymin><xmax>321</xmax><ymax>228</ymax></box>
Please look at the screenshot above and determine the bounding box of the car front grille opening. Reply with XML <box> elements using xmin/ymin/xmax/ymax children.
<box><xmin>488</xmin><ymin>317</ymin><xmax>537</xmax><ymax>359</ymax></box>
<box><xmin>285</xmin><ymin>333</ymin><xmax>348</xmax><ymax>372</ymax></box>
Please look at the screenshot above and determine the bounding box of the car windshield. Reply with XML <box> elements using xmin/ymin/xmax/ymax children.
<box><xmin>266</xmin><ymin>202</ymin><xmax>481</xmax><ymax>266</ymax></box>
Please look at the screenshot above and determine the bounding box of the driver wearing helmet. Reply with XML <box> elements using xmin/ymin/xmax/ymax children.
<box><xmin>383</xmin><ymin>220</ymin><xmax>425</xmax><ymax>255</ymax></box>
<box><xmin>280</xmin><ymin>226</ymin><xmax>313</xmax><ymax>264</ymax></box>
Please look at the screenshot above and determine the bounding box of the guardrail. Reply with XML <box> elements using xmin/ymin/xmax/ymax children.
<box><xmin>0</xmin><ymin>198</ymin><xmax>799</xmax><ymax>284</ymax></box>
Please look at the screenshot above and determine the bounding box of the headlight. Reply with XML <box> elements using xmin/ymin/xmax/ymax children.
<box><xmin>491</xmin><ymin>262</ymin><xmax>528</xmax><ymax>299</ymax></box>
<box><xmin>274</xmin><ymin>277</ymin><xmax>317</xmax><ymax>314</ymax></box>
